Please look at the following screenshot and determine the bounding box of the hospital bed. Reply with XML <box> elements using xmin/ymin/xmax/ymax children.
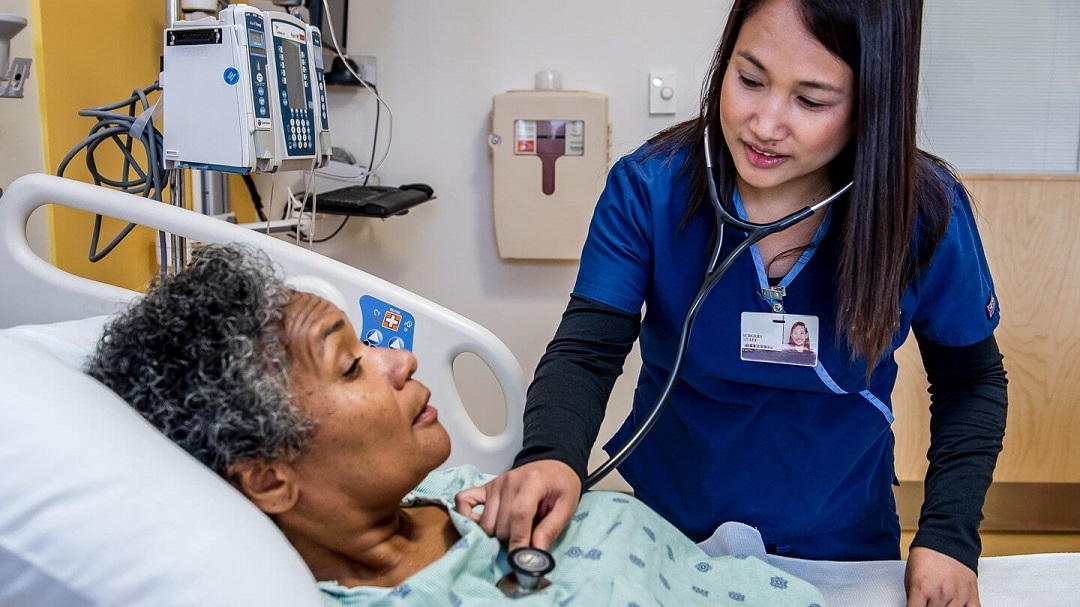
<box><xmin>0</xmin><ymin>173</ymin><xmax>1077</xmax><ymax>606</ymax></box>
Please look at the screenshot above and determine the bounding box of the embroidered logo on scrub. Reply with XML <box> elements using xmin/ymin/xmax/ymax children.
<box><xmin>986</xmin><ymin>292</ymin><xmax>997</xmax><ymax>320</ymax></box>
<box><xmin>359</xmin><ymin>295</ymin><xmax>415</xmax><ymax>351</ymax></box>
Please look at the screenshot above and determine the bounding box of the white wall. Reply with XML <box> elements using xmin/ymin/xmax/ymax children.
<box><xmin>297</xmin><ymin>0</ymin><xmax>1080</xmax><ymax>492</ymax></box>
<box><xmin>0</xmin><ymin>1</ymin><xmax>1074</xmax><ymax>492</ymax></box>
<box><xmin>313</xmin><ymin>0</ymin><xmax>730</xmax><ymax>491</ymax></box>
<box><xmin>918</xmin><ymin>0</ymin><xmax>1080</xmax><ymax>172</ymax></box>
<box><xmin>0</xmin><ymin>0</ymin><xmax>48</xmax><ymax>260</ymax></box>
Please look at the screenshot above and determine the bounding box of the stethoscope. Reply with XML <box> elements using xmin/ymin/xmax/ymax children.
<box><xmin>497</xmin><ymin>547</ymin><xmax>556</xmax><ymax>598</ymax></box>
<box><xmin>584</xmin><ymin>126</ymin><xmax>853</xmax><ymax>490</ymax></box>
<box><xmin>501</xmin><ymin>127</ymin><xmax>852</xmax><ymax>598</ymax></box>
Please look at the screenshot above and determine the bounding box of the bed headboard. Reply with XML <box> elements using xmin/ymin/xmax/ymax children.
<box><xmin>0</xmin><ymin>173</ymin><xmax>526</xmax><ymax>474</ymax></box>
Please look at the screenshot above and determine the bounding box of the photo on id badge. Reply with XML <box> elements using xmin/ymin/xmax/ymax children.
<box><xmin>740</xmin><ymin>312</ymin><xmax>819</xmax><ymax>367</ymax></box>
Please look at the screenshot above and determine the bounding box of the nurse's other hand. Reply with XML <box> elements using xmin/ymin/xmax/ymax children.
<box><xmin>454</xmin><ymin>460</ymin><xmax>581</xmax><ymax>552</ymax></box>
<box><xmin>904</xmin><ymin>546</ymin><xmax>981</xmax><ymax>607</ymax></box>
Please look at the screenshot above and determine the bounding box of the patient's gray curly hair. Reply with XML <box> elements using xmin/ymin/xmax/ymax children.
<box><xmin>85</xmin><ymin>243</ymin><xmax>313</xmax><ymax>477</ymax></box>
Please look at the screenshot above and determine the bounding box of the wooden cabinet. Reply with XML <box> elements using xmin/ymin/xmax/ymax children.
<box><xmin>893</xmin><ymin>174</ymin><xmax>1080</xmax><ymax>530</ymax></box>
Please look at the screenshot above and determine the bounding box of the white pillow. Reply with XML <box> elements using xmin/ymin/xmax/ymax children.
<box><xmin>0</xmin><ymin>332</ymin><xmax>324</xmax><ymax>606</ymax></box>
<box><xmin>0</xmin><ymin>315</ymin><xmax>110</xmax><ymax>369</ymax></box>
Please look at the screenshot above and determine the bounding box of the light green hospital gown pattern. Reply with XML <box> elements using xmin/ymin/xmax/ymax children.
<box><xmin>318</xmin><ymin>466</ymin><xmax>827</xmax><ymax>607</ymax></box>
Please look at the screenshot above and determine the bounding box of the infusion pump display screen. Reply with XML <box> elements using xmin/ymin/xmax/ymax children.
<box><xmin>282</xmin><ymin>39</ymin><xmax>306</xmax><ymax>110</ymax></box>
<box><xmin>271</xmin><ymin>19</ymin><xmax>315</xmax><ymax>156</ymax></box>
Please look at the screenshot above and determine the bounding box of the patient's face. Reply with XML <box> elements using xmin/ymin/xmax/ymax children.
<box><xmin>282</xmin><ymin>292</ymin><xmax>451</xmax><ymax>509</ymax></box>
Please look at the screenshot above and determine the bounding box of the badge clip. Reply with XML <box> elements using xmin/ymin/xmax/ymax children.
<box><xmin>762</xmin><ymin>286</ymin><xmax>785</xmax><ymax>314</ymax></box>
<box><xmin>761</xmin><ymin>286</ymin><xmax>786</xmax><ymax>300</ymax></box>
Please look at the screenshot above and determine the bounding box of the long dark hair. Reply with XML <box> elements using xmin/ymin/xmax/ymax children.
<box><xmin>651</xmin><ymin>0</ymin><xmax>954</xmax><ymax>368</ymax></box>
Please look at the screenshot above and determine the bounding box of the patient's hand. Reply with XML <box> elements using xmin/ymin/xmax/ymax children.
<box><xmin>454</xmin><ymin>459</ymin><xmax>580</xmax><ymax>552</ymax></box>
<box><xmin>905</xmin><ymin>546</ymin><xmax>980</xmax><ymax>607</ymax></box>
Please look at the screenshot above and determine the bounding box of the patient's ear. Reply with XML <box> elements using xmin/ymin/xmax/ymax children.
<box><xmin>226</xmin><ymin>459</ymin><xmax>299</xmax><ymax>515</ymax></box>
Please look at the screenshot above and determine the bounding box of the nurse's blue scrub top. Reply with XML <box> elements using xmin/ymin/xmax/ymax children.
<box><xmin>575</xmin><ymin>144</ymin><xmax>999</xmax><ymax>561</ymax></box>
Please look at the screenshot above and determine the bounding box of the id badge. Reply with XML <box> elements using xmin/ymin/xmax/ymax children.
<box><xmin>740</xmin><ymin>312</ymin><xmax>819</xmax><ymax>367</ymax></box>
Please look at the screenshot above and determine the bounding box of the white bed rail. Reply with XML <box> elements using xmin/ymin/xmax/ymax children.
<box><xmin>0</xmin><ymin>174</ymin><xmax>526</xmax><ymax>473</ymax></box>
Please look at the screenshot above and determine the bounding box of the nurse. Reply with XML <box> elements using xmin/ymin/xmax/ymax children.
<box><xmin>455</xmin><ymin>0</ymin><xmax>1007</xmax><ymax>605</ymax></box>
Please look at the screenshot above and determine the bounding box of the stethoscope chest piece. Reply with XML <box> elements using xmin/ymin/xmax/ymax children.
<box><xmin>497</xmin><ymin>547</ymin><xmax>556</xmax><ymax>598</ymax></box>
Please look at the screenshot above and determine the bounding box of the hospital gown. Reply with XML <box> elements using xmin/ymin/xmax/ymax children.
<box><xmin>318</xmin><ymin>466</ymin><xmax>826</xmax><ymax>606</ymax></box>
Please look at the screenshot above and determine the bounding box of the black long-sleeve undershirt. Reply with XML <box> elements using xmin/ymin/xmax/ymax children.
<box><xmin>513</xmin><ymin>295</ymin><xmax>640</xmax><ymax>486</ymax></box>
<box><xmin>909</xmin><ymin>331</ymin><xmax>1008</xmax><ymax>573</ymax></box>
<box><xmin>513</xmin><ymin>294</ymin><xmax>1007</xmax><ymax>574</ymax></box>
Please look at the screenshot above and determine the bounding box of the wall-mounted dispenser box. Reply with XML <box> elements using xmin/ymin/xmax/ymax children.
<box><xmin>489</xmin><ymin>71</ymin><xmax>610</xmax><ymax>260</ymax></box>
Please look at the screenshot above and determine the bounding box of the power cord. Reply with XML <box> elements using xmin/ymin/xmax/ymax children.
<box><xmin>286</xmin><ymin>0</ymin><xmax>387</xmax><ymax>245</ymax></box>
<box><xmin>318</xmin><ymin>0</ymin><xmax>393</xmax><ymax>174</ymax></box>
<box><xmin>296</xmin><ymin>85</ymin><xmax>381</xmax><ymax>244</ymax></box>
<box><xmin>363</xmin><ymin>84</ymin><xmax>380</xmax><ymax>187</ymax></box>
<box><xmin>241</xmin><ymin>173</ymin><xmax>268</xmax><ymax>222</ymax></box>
<box><xmin>56</xmin><ymin>82</ymin><xmax>169</xmax><ymax>265</ymax></box>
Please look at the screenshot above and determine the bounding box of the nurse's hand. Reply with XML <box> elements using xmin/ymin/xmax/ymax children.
<box><xmin>454</xmin><ymin>459</ymin><xmax>581</xmax><ymax>552</ymax></box>
<box><xmin>904</xmin><ymin>546</ymin><xmax>981</xmax><ymax>607</ymax></box>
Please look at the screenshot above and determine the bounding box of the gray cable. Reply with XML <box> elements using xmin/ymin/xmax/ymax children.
<box><xmin>56</xmin><ymin>82</ymin><xmax>169</xmax><ymax>268</ymax></box>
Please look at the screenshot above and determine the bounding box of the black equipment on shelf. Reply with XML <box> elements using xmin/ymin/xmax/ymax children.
<box><xmin>304</xmin><ymin>183</ymin><xmax>434</xmax><ymax>217</ymax></box>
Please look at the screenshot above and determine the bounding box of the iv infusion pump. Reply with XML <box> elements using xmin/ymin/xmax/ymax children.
<box><xmin>162</xmin><ymin>4</ymin><xmax>331</xmax><ymax>174</ymax></box>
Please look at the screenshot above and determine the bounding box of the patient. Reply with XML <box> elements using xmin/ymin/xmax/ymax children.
<box><xmin>86</xmin><ymin>244</ymin><xmax>825</xmax><ymax>606</ymax></box>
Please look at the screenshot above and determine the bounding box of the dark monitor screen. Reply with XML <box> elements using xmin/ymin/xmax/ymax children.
<box><xmin>316</xmin><ymin>0</ymin><xmax>349</xmax><ymax>52</ymax></box>
<box><xmin>283</xmin><ymin>39</ymin><xmax>305</xmax><ymax>110</ymax></box>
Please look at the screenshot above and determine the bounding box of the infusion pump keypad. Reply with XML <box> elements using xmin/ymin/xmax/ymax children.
<box><xmin>245</xmin><ymin>13</ymin><xmax>271</xmax><ymax>129</ymax></box>
<box><xmin>288</xmin><ymin>116</ymin><xmax>312</xmax><ymax>151</ymax></box>
<box><xmin>271</xmin><ymin>20</ymin><xmax>316</xmax><ymax>156</ymax></box>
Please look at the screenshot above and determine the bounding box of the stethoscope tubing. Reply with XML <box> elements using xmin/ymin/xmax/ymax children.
<box><xmin>583</xmin><ymin>127</ymin><xmax>852</xmax><ymax>489</ymax></box>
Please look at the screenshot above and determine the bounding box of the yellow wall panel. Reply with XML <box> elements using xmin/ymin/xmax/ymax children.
<box><xmin>34</xmin><ymin>0</ymin><xmax>166</xmax><ymax>291</ymax></box>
